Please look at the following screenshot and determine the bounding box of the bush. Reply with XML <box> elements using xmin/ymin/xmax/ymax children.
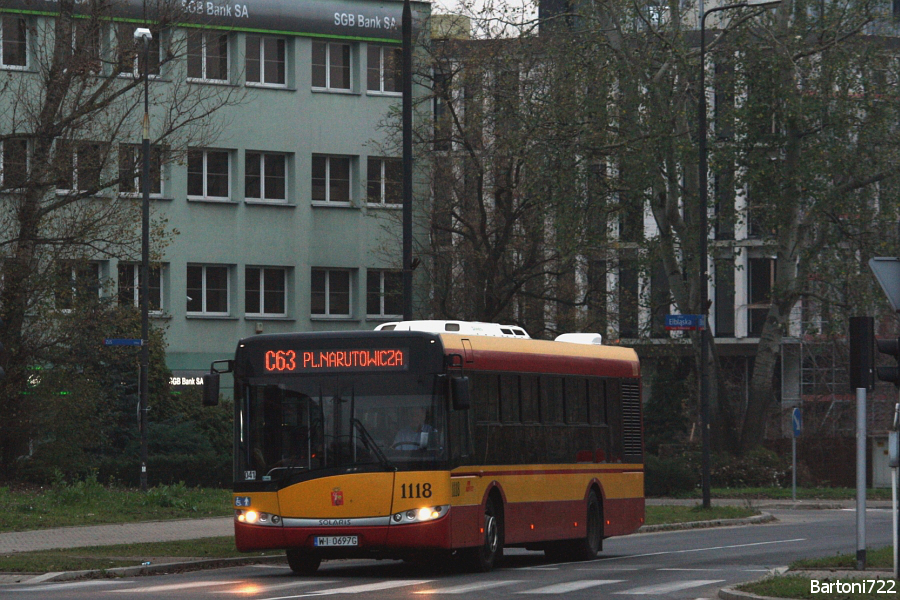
<box><xmin>710</xmin><ymin>447</ymin><xmax>790</xmax><ymax>488</ymax></box>
<box><xmin>644</xmin><ymin>454</ymin><xmax>698</xmax><ymax>496</ymax></box>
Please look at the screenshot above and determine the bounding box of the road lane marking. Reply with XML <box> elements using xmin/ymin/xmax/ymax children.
<box><xmin>518</xmin><ymin>580</ymin><xmax>624</xmax><ymax>594</ymax></box>
<box><xmin>260</xmin><ymin>579</ymin><xmax>432</xmax><ymax>600</ymax></box>
<box><xmin>214</xmin><ymin>581</ymin><xmax>338</xmax><ymax>594</ymax></box>
<box><xmin>596</xmin><ymin>538</ymin><xmax>807</xmax><ymax>562</ymax></box>
<box><xmin>9</xmin><ymin>580</ymin><xmax>129</xmax><ymax>592</ymax></box>
<box><xmin>658</xmin><ymin>568</ymin><xmax>721</xmax><ymax>571</ymax></box>
<box><xmin>615</xmin><ymin>580</ymin><xmax>725</xmax><ymax>595</ymax></box>
<box><xmin>110</xmin><ymin>580</ymin><xmax>241</xmax><ymax>593</ymax></box>
<box><xmin>414</xmin><ymin>581</ymin><xmax>523</xmax><ymax>594</ymax></box>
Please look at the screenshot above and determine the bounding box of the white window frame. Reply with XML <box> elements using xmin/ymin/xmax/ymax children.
<box><xmin>311</xmin><ymin>41</ymin><xmax>352</xmax><ymax>91</ymax></box>
<box><xmin>245</xmin><ymin>151</ymin><xmax>287</xmax><ymax>203</ymax></box>
<box><xmin>245</xmin><ymin>266</ymin><xmax>287</xmax><ymax>317</ymax></box>
<box><xmin>118</xmin><ymin>144</ymin><xmax>163</xmax><ymax>197</ymax></box>
<box><xmin>117</xmin><ymin>263</ymin><xmax>165</xmax><ymax>314</ymax></box>
<box><xmin>55</xmin><ymin>261</ymin><xmax>102</xmax><ymax>312</ymax></box>
<box><xmin>1</xmin><ymin>15</ymin><xmax>28</xmax><ymax>69</ymax></box>
<box><xmin>245</xmin><ymin>35</ymin><xmax>286</xmax><ymax>87</ymax></box>
<box><xmin>186</xmin><ymin>264</ymin><xmax>230</xmax><ymax>316</ymax></box>
<box><xmin>187</xmin><ymin>148</ymin><xmax>230</xmax><ymax>200</ymax></box>
<box><xmin>187</xmin><ymin>30</ymin><xmax>230</xmax><ymax>83</ymax></box>
<box><xmin>366</xmin><ymin>269</ymin><xmax>402</xmax><ymax>318</ymax></box>
<box><xmin>366</xmin><ymin>157</ymin><xmax>401</xmax><ymax>206</ymax></box>
<box><xmin>311</xmin><ymin>154</ymin><xmax>352</xmax><ymax>205</ymax></box>
<box><xmin>311</xmin><ymin>268</ymin><xmax>351</xmax><ymax>317</ymax></box>
<box><xmin>55</xmin><ymin>141</ymin><xmax>107</xmax><ymax>194</ymax></box>
<box><xmin>366</xmin><ymin>44</ymin><xmax>400</xmax><ymax>95</ymax></box>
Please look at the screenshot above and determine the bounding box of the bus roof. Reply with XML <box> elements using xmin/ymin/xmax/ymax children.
<box><xmin>375</xmin><ymin>320</ymin><xmax>530</xmax><ymax>338</ymax></box>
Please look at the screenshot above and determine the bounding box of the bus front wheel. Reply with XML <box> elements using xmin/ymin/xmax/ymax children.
<box><xmin>465</xmin><ymin>495</ymin><xmax>503</xmax><ymax>572</ymax></box>
<box><xmin>286</xmin><ymin>548</ymin><xmax>321</xmax><ymax>575</ymax></box>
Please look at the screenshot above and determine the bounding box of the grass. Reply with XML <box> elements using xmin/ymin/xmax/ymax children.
<box><xmin>738</xmin><ymin>547</ymin><xmax>896</xmax><ymax>599</ymax></box>
<box><xmin>0</xmin><ymin>481</ymin><xmax>232</xmax><ymax>532</ymax></box>
<box><xmin>673</xmin><ymin>487</ymin><xmax>893</xmax><ymax>501</ymax></box>
<box><xmin>644</xmin><ymin>504</ymin><xmax>758</xmax><ymax>525</ymax></box>
<box><xmin>0</xmin><ymin>537</ymin><xmax>279</xmax><ymax>574</ymax></box>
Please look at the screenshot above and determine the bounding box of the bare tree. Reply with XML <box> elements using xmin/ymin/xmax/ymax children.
<box><xmin>0</xmin><ymin>0</ymin><xmax>245</xmax><ymax>479</ymax></box>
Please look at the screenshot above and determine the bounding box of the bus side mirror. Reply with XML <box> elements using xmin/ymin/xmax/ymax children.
<box><xmin>451</xmin><ymin>376</ymin><xmax>470</xmax><ymax>410</ymax></box>
<box><xmin>202</xmin><ymin>372</ymin><xmax>220</xmax><ymax>406</ymax></box>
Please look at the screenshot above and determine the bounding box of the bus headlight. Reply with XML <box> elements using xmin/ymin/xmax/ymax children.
<box><xmin>235</xmin><ymin>509</ymin><xmax>283</xmax><ymax>526</ymax></box>
<box><xmin>391</xmin><ymin>505</ymin><xmax>449</xmax><ymax>524</ymax></box>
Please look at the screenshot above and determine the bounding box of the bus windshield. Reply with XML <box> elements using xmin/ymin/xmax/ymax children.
<box><xmin>238</xmin><ymin>373</ymin><xmax>446</xmax><ymax>482</ymax></box>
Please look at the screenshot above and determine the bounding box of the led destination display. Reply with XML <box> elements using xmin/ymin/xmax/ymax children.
<box><xmin>264</xmin><ymin>348</ymin><xmax>407</xmax><ymax>373</ymax></box>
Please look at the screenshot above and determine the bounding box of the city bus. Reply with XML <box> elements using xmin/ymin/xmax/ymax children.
<box><xmin>202</xmin><ymin>321</ymin><xmax>644</xmax><ymax>573</ymax></box>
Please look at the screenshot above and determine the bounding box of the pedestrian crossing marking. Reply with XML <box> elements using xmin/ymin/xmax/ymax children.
<box><xmin>414</xmin><ymin>580</ymin><xmax>523</xmax><ymax>594</ymax></box>
<box><xmin>110</xmin><ymin>580</ymin><xmax>241</xmax><ymax>593</ymax></box>
<box><xmin>260</xmin><ymin>579</ymin><xmax>433</xmax><ymax>600</ymax></box>
<box><xmin>518</xmin><ymin>580</ymin><xmax>624</xmax><ymax>594</ymax></box>
<box><xmin>614</xmin><ymin>579</ymin><xmax>725</xmax><ymax>595</ymax></box>
<box><xmin>214</xmin><ymin>581</ymin><xmax>337</xmax><ymax>594</ymax></box>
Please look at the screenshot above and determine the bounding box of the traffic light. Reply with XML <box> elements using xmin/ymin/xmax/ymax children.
<box><xmin>876</xmin><ymin>337</ymin><xmax>900</xmax><ymax>387</ymax></box>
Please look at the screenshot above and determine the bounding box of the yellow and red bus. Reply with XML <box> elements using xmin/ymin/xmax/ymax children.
<box><xmin>202</xmin><ymin>321</ymin><xmax>643</xmax><ymax>573</ymax></box>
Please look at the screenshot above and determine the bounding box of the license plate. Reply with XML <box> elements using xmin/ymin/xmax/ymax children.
<box><xmin>314</xmin><ymin>536</ymin><xmax>358</xmax><ymax>547</ymax></box>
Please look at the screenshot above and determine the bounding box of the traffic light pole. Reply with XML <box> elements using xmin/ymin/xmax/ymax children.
<box><xmin>856</xmin><ymin>386</ymin><xmax>867</xmax><ymax>571</ymax></box>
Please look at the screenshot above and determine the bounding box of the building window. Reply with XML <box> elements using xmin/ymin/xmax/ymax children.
<box><xmin>311</xmin><ymin>268</ymin><xmax>350</xmax><ymax>317</ymax></box>
<box><xmin>116</xmin><ymin>24</ymin><xmax>160</xmax><ymax>77</ymax></box>
<box><xmin>187</xmin><ymin>31</ymin><xmax>228</xmax><ymax>82</ymax></box>
<box><xmin>245</xmin><ymin>152</ymin><xmax>286</xmax><ymax>202</ymax></box>
<box><xmin>1</xmin><ymin>16</ymin><xmax>27</xmax><ymax>68</ymax></box>
<box><xmin>55</xmin><ymin>261</ymin><xmax>100</xmax><ymax>311</ymax></box>
<box><xmin>73</xmin><ymin>19</ymin><xmax>101</xmax><ymax>74</ymax></box>
<box><xmin>748</xmin><ymin>257</ymin><xmax>775</xmax><ymax>337</ymax></box>
<box><xmin>312</xmin><ymin>41</ymin><xmax>351</xmax><ymax>90</ymax></box>
<box><xmin>187</xmin><ymin>264</ymin><xmax>229</xmax><ymax>315</ymax></box>
<box><xmin>311</xmin><ymin>155</ymin><xmax>351</xmax><ymax>203</ymax></box>
<box><xmin>366</xmin><ymin>157</ymin><xmax>401</xmax><ymax>205</ymax></box>
<box><xmin>245</xmin><ymin>267</ymin><xmax>286</xmax><ymax>316</ymax></box>
<box><xmin>187</xmin><ymin>149</ymin><xmax>229</xmax><ymax>199</ymax></box>
<box><xmin>2</xmin><ymin>138</ymin><xmax>27</xmax><ymax>188</ymax></box>
<box><xmin>117</xmin><ymin>263</ymin><xmax>163</xmax><ymax>313</ymax></box>
<box><xmin>246</xmin><ymin>35</ymin><xmax>285</xmax><ymax>86</ymax></box>
<box><xmin>367</xmin><ymin>269</ymin><xmax>401</xmax><ymax>317</ymax></box>
<box><xmin>54</xmin><ymin>141</ymin><xmax>106</xmax><ymax>192</ymax></box>
<box><xmin>367</xmin><ymin>45</ymin><xmax>400</xmax><ymax>93</ymax></box>
<box><xmin>118</xmin><ymin>144</ymin><xmax>162</xmax><ymax>195</ymax></box>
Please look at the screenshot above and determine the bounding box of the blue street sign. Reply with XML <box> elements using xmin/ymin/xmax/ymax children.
<box><xmin>664</xmin><ymin>314</ymin><xmax>706</xmax><ymax>331</ymax></box>
<box><xmin>792</xmin><ymin>407</ymin><xmax>802</xmax><ymax>438</ymax></box>
<box><xmin>104</xmin><ymin>338</ymin><xmax>143</xmax><ymax>347</ymax></box>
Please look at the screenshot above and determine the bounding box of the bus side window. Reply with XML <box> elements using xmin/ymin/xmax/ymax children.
<box><xmin>520</xmin><ymin>375</ymin><xmax>540</xmax><ymax>423</ymax></box>
<box><xmin>499</xmin><ymin>374</ymin><xmax>520</xmax><ymax>423</ymax></box>
<box><xmin>540</xmin><ymin>375</ymin><xmax>564</xmax><ymax>424</ymax></box>
<box><xmin>473</xmin><ymin>373</ymin><xmax>499</xmax><ymax>423</ymax></box>
<box><xmin>564</xmin><ymin>377</ymin><xmax>588</xmax><ymax>424</ymax></box>
<box><xmin>588</xmin><ymin>378</ymin><xmax>607</xmax><ymax>425</ymax></box>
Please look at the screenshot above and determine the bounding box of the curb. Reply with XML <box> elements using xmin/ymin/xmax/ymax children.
<box><xmin>10</xmin><ymin>555</ymin><xmax>288</xmax><ymax>584</ymax></box>
<box><xmin>638</xmin><ymin>512</ymin><xmax>776</xmax><ymax>533</ymax></box>
<box><xmin>3</xmin><ymin>513</ymin><xmax>778</xmax><ymax>586</ymax></box>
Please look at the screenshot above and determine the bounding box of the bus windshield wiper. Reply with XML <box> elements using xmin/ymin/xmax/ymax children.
<box><xmin>350</xmin><ymin>418</ymin><xmax>395</xmax><ymax>471</ymax></box>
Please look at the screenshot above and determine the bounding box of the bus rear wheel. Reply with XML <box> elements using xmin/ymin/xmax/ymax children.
<box><xmin>544</xmin><ymin>491</ymin><xmax>602</xmax><ymax>562</ymax></box>
<box><xmin>286</xmin><ymin>549</ymin><xmax>321</xmax><ymax>575</ymax></box>
<box><xmin>465</xmin><ymin>496</ymin><xmax>503</xmax><ymax>572</ymax></box>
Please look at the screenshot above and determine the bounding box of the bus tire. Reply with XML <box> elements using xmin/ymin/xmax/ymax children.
<box><xmin>572</xmin><ymin>490</ymin><xmax>603</xmax><ymax>560</ymax></box>
<box><xmin>466</xmin><ymin>495</ymin><xmax>503</xmax><ymax>572</ymax></box>
<box><xmin>286</xmin><ymin>549</ymin><xmax>321</xmax><ymax>575</ymax></box>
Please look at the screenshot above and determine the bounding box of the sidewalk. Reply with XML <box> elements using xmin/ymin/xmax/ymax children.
<box><xmin>0</xmin><ymin>517</ymin><xmax>232</xmax><ymax>554</ymax></box>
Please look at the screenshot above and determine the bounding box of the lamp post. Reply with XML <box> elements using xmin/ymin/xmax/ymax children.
<box><xmin>401</xmin><ymin>0</ymin><xmax>413</xmax><ymax>320</ymax></box>
<box><xmin>134</xmin><ymin>26</ymin><xmax>152</xmax><ymax>492</ymax></box>
<box><xmin>697</xmin><ymin>0</ymin><xmax>780</xmax><ymax>509</ymax></box>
